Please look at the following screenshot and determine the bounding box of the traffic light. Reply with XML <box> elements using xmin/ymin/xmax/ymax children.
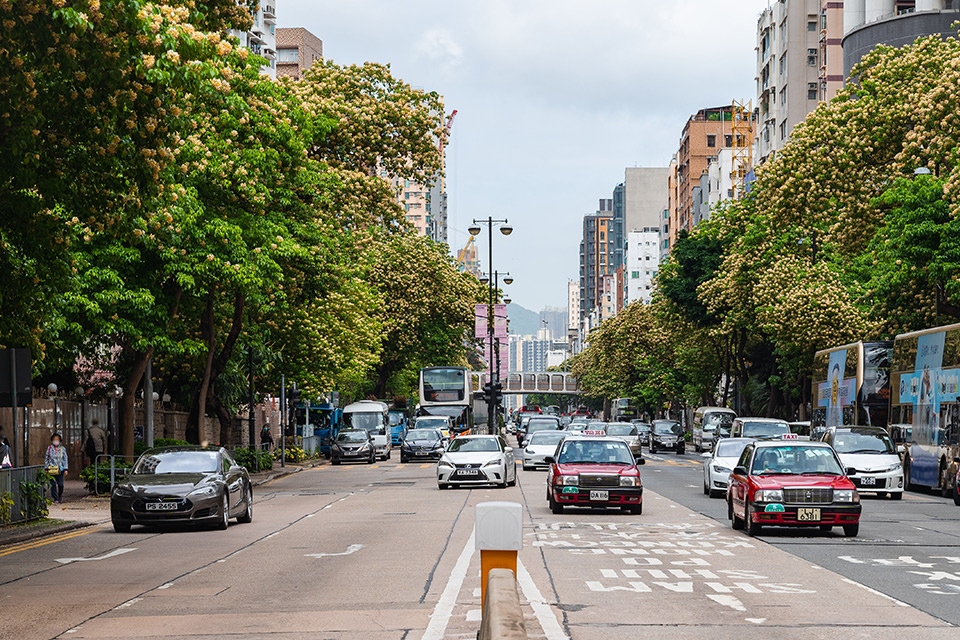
<box><xmin>490</xmin><ymin>382</ymin><xmax>503</xmax><ymax>407</ymax></box>
<box><xmin>289</xmin><ymin>387</ymin><xmax>301</xmax><ymax>409</ymax></box>
<box><xmin>480</xmin><ymin>382</ymin><xmax>493</xmax><ymax>403</ymax></box>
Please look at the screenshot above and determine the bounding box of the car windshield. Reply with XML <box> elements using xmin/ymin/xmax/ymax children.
<box><xmin>742</xmin><ymin>421</ymin><xmax>790</xmax><ymax>438</ymax></box>
<box><xmin>557</xmin><ymin>440</ymin><xmax>634</xmax><ymax>465</ymax></box>
<box><xmin>337</xmin><ymin>431</ymin><xmax>369</xmax><ymax>443</ymax></box>
<box><xmin>750</xmin><ymin>446</ymin><xmax>844</xmax><ymax>476</ymax></box>
<box><xmin>653</xmin><ymin>421</ymin><xmax>681</xmax><ymax>435</ymax></box>
<box><xmin>703</xmin><ymin>413</ymin><xmax>735</xmax><ymax>431</ymax></box>
<box><xmin>346</xmin><ymin>412</ymin><xmax>386</xmax><ymax>434</ymax></box>
<box><xmin>133</xmin><ymin>451</ymin><xmax>219</xmax><ymax>475</ymax></box>
<box><xmin>567</xmin><ymin>423</ymin><xmax>587</xmax><ymax>431</ymax></box>
<box><xmin>715</xmin><ymin>440</ymin><xmax>749</xmax><ymax>459</ymax></box>
<box><xmin>606</xmin><ymin>424</ymin><xmax>637</xmax><ymax>436</ymax></box>
<box><xmin>406</xmin><ymin>429</ymin><xmax>439</xmax><ymax>442</ymax></box>
<box><xmin>633</xmin><ymin>423</ymin><xmax>651</xmax><ymax>433</ymax></box>
<box><xmin>832</xmin><ymin>430</ymin><xmax>896</xmax><ymax>455</ymax></box>
<box><xmin>528</xmin><ymin>431</ymin><xmax>566</xmax><ymax>446</ymax></box>
<box><xmin>528</xmin><ymin>420</ymin><xmax>560</xmax><ymax>433</ymax></box>
<box><xmin>416</xmin><ymin>419</ymin><xmax>447</xmax><ymax>429</ymax></box>
<box><xmin>389</xmin><ymin>412</ymin><xmax>405</xmax><ymax>426</ymax></box>
<box><xmin>447</xmin><ymin>438</ymin><xmax>501</xmax><ymax>453</ymax></box>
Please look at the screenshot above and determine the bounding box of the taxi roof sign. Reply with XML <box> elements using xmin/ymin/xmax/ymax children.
<box><xmin>583</xmin><ymin>430</ymin><xmax>606</xmax><ymax>436</ymax></box>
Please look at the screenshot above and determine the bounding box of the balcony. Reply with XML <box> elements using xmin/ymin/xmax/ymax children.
<box><xmin>262</xmin><ymin>3</ymin><xmax>276</xmax><ymax>19</ymax></box>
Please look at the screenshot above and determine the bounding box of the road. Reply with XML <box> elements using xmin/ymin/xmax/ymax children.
<box><xmin>0</xmin><ymin>444</ymin><xmax>957</xmax><ymax>639</ymax></box>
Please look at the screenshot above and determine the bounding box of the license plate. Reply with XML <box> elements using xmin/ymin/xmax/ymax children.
<box><xmin>458</xmin><ymin>469</ymin><xmax>479</xmax><ymax>475</ymax></box>
<box><xmin>589</xmin><ymin>491</ymin><xmax>609</xmax><ymax>501</ymax></box>
<box><xmin>860</xmin><ymin>476</ymin><xmax>876</xmax><ymax>486</ymax></box>
<box><xmin>146</xmin><ymin>502</ymin><xmax>179</xmax><ymax>511</ymax></box>
<box><xmin>797</xmin><ymin>508</ymin><xmax>821</xmax><ymax>522</ymax></box>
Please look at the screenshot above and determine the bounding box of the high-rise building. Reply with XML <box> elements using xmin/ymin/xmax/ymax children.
<box><xmin>755</xmin><ymin>0</ymin><xmax>837</xmax><ymax>166</ymax></box>
<box><xmin>842</xmin><ymin>1</ymin><xmax>959</xmax><ymax>77</ymax></box>
<box><xmin>579</xmin><ymin>209</ymin><xmax>614</xmax><ymax>324</ymax></box>
<box><xmin>624</xmin><ymin>229</ymin><xmax>661</xmax><ymax>305</ymax></box>
<box><xmin>623</xmin><ymin>168</ymin><xmax>671</xmax><ymax>236</ymax></box>
<box><xmin>539</xmin><ymin>306</ymin><xmax>567</xmax><ymax>342</ymax></box>
<box><xmin>276</xmin><ymin>27</ymin><xmax>323</xmax><ymax>80</ymax></box>
<box><xmin>232</xmin><ymin>1</ymin><xmax>277</xmax><ymax>78</ymax></box>
<box><xmin>567</xmin><ymin>279</ymin><xmax>581</xmax><ymax>353</ymax></box>
<box><xmin>818</xmin><ymin>0</ymin><xmax>845</xmax><ymax>101</ymax></box>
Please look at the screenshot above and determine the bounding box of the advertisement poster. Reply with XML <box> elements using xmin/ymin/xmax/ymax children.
<box><xmin>817</xmin><ymin>348</ymin><xmax>855</xmax><ymax>427</ymax></box>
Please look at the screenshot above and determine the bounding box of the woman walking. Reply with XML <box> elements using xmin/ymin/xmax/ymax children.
<box><xmin>45</xmin><ymin>433</ymin><xmax>68</xmax><ymax>504</ymax></box>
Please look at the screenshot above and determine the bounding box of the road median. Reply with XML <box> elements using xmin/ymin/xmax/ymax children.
<box><xmin>479</xmin><ymin>568</ymin><xmax>528</xmax><ymax>640</ymax></box>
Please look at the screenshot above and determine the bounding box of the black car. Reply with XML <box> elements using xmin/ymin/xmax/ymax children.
<box><xmin>110</xmin><ymin>446</ymin><xmax>253</xmax><ymax>532</ymax></box>
<box><xmin>400</xmin><ymin>428</ymin><xmax>445</xmax><ymax>462</ymax></box>
<box><xmin>331</xmin><ymin>429</ymin><xmax>376</xmax><ymax>465</ymax></box>
<box><xmin>649</xmin><ymin>420</ymin><xmax>685</xmax><ymax>454</ymax></box>
<box><xmin>631</xmin><ymin>421</ymin><xmax>652</xmax><ymax>446</ymax></box>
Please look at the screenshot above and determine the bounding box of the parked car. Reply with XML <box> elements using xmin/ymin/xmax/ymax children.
<box><xmin>519</xmin><ymin>416</ymin><xmax>562</xmax><ymax>447</ymax></box>
<box><xmin>437</xmin><ymin>435</ymin><xmax>517</xmax><ymax>489</ymax></box>
<box><xmin>522</xmin><ymin>430</ymin><xmax>567</xmax><ymax>470</ymax></box>
<box><xmin>630</xmin><ymin>420</ymin><xmax>652</xmax><ymax>446</ymax></box>
<box><xmin>649</xmin><ymin>420</ymin><xmax>684</xmax><ymax>454</ymax></box>
<box><xmin>545</xmin><ymin>435</ymin><xmax>644</xmax><ymax>515</ymax></box>
<box><xmin>605</xmin><ymin>422</ymin><xmax>644</xmax><ymax>461</ymax></box>
<box><xmin>729</xmin><ymin>417</ymin><xmax>792</xmax><ymax>440</ymax></box>
<box><xmin>819</xmin><ymin>426</ymin><xmax>904</xmax><ymax>499</ymax></box>
<box><xmin>727</xmin><ymin>440</ymin><xmax>862</xmax><ymax>537</ymax></box>
<box><xmin>110</xmin><ymin>446</ymin><xmax>253</xmax><ymax>532</ymax></box>
<box><xmin>702</xmin><ymin>437</ymin><xmax>753</xmax><ymax>498</ymax></box>
<box><xmin>331</xmin><ymin>429</ymin><xmax>377</xmax><ymax>465</ymax></box>
<box><xmin>400</xmin><ymin>428</ymin><xmax>446</xmax><ymax>463</ymax></box>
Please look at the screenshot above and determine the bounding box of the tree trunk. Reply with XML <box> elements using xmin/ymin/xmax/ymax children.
<box><xmin>121</xmin><ymin>348</ymin><xmax>153</xmax><ymax>459</ymax></box>
<box><xmin>211</xmin><ymin>390</ymin><xmax>234</xmax><ymax>446</ymax></box>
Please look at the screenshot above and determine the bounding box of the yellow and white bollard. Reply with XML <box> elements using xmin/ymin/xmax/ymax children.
<box><xmin>475</xmin><ymin>501</ymin><xmax>523</xmax><ymax>607</ymax></box>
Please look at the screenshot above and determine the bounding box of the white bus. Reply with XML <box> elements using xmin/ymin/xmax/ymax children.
<box><xmin>342</xmin><ymin>400</ymin><xmax>391</xmax><ymax>460</ymax></box>
<box><xmin>419</xmin><ymin>367</ymin><xmax>474</xmax><ymax>435</ymax></box>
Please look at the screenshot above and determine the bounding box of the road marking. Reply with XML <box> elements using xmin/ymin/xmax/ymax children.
<box><xmin>115</xmin><ymin>597</ymin><xmax>142</xmax><ymax>610</ymax></box>
<box><xmin>706</xmin><ymin>593</ymin><xmax>746</xmax><ymax>611</ymax></box>
<box><xmin>746</xmin><ymin>618</ymin><xmax>766</xmax><ymax>624</ymax></box>
<box><xmin>517</xmin><ymin>560</ymin><xmax>569</xmax><ymax>640</ymax></box>
<box><xmin>421</xmin><ymin>530</ymin><xmax>475</xmax><ymax>640</ymax></box>
<box><xmin>466</xmin><ymin>609</ymin><xmax>482</xmax><ymax>621</ymax></box>
<box><xmin>420</xmin><ymin>464</ymin><xmax>431</xmax><ymax>469</ymax></box>
<box><xmin>55</xmin><ymin>548</ymin><xmax>137</xmax><ymax>565</ymax></box>
<box><xmin>840</xmin><ymin>577</ymin><xmax>911</xmax><ymax>606</ymax></box>
<box><xmin>305</xmin><ymin>543</ymin><xmax>363</xmax><ymax>559</ymax></box>
<box><xmin>0</xmin><ymin>528</ymin><xmax>96</xmax><ymax>557</ymax></box>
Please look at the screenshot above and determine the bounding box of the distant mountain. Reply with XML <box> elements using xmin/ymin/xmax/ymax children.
<box><xmin>507</xmin><ymin>303</ymin><xmax>541</xmax><ymax>337</ymax></box>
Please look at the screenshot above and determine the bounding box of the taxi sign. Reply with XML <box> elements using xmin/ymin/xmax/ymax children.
<box><xmin>583</xmin><ymin>430</ymin><xmax>606</xmax><ymax>436</ymax></box>
<box><xmin>781</xmin><ymin>433</ymin><xmax>799</xmax><ymax>440</ymax></box>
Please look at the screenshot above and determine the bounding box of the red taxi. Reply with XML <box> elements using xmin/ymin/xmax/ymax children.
<box><xmin>727</xmin><ymin>440</ymin><xmax>862</xmax><ymax>537</ymax></box>
<box><xmin>545</xmin><ymin>434</ymin><xmax>644</xmax><ymax>515</ymax></box>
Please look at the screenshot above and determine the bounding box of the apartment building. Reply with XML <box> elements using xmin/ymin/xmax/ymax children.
<box><xmin>231</xmin><ymin>1</ymin><xmax>277</xmax><ymax>77</ymax></box>
<box><xmin>578</xmin><ymin>208</ymin><xmax>615</xmax><ymax>323</ymax></box>
<box><xmin>624</xmin><ymin>229</ymin><xmax>661</xmax><ymax>305</ymax></box>
<box><xmin>819</xmin><ymin>1</ymin><xmax>845</xmax><ymax>100</ymax></box>
<box><xmin>276</xmin><ymin>27</ymin><xmax>323</xmax><ymax>80</ymax></box>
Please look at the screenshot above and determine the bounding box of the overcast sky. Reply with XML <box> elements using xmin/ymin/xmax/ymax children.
<box><xmin>282</xmin><ymin>0</ymin><xmax>772</xmax><ymax>311</ymax></box>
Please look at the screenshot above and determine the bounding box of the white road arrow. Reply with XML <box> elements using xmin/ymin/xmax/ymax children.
<box><xmin>56</xmin><ymin>548</ymin><xmax>137</xmax><ymax>565</ymax></box>
<box><xmin>304</xmin><ymin>544</ymin><xmax>363</xmax><ymax>559</ymax></box>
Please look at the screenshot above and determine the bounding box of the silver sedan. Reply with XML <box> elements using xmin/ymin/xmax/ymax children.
<box><xmin>437</xmin><ymin>435</ymin><xmax>517</xmax><ymax>489</ymax></box>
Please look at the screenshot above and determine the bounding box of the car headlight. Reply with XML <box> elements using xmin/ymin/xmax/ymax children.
<box><xmin>189</xmin><ymin>485</ymin><xmax>218</xmax><ymax>497</ymax></box>
<box><xmin>558</xmin><ymin>475</ymin><xmax>579</xmax><ymax>486</ymax></box>
<box><xmin>113</xmin><ymin>486</ymin><xmax>134</xmax><ymax>498</ymax></box>
<box><xmin>483</xmin><ymin>458</ymin><xmax>503</xmax><ymax>468</ymax></box>
<box><xmin>359</xmin><ymin>443</ymin><xmax>371</xmax><ymax>451</ymax></box>
<box><xmin>620</xmin><ymin>475</ymin><xmax>640</xmax><ymax>487</ymax></box>
<box><xmin>883</xmin><ymin>463</ymin><xmax>902</xmax><ymax>473</ymax></box>
<box><xmin>438</xmin><ymin>459</ymin><xmax>454</xmax><ymax>468</ymax></box>
<box><xmin>834</xmin><ymin>489</ymin><xmax>859</xmax><ymax>503</ymax></box>
<box><xmin>331</xmin><ymin>444</ymin><xmax>341</xmax><ymax>451</ymax></box>
<box><xmin>712</xmin><ymin>465</ymin><xmax>731</xmax><ymax>474</ymax></box>
<box><xmin>755</xmin><ymin>489</ymin><xmax>783</xmax><ymax>502</ymax></box>
<box><xmin>401</xmin><ymin>442</ymin><xmax>411</xmax><ymax>449</ymax></box>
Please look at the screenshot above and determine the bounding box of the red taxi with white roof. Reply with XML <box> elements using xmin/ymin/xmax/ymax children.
<box><xmin>545</xmin><ymin>433</ymin><xmax>644</xmax><ymax>515</ymax></box>
<box><xmin>727</xmin><ymin>440</ymin><xmax>862</xmax><ymax>537</ymax></box>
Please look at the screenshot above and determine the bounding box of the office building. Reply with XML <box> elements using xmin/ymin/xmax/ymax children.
<box><xmin>276</xmin><ymin>27</ymin><xmax>323</xmax><ymax>80</ymax></box>
<box><xmin>539</xmin><ymin>306</ymin><xmax>567</xmax><ymax>342</ymax></box>
<box><xmin>842</xmin><ymin>1</ymin><xmax>960</xmax><ymax>77</ymax></box>
<box><xmin>624</xmin><ymin>229</ymin><xmax>661</xmax><ymax>305</ymax></box>
<box><xmin>231</xmin><ymin>1</ymin><xmax>277</xmax><ymax>78</ymax></box>
<box><xmin>578</xmin><ymin>208</ymin><xmax>614</xmax><ymax>323</ymax></box>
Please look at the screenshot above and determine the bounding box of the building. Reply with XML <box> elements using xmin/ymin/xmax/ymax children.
<box><xmin>623</xmin><ymin>168</ymin><xmax>671</xmax><ymax>237</ymax></box>
<box><xmin>578</xmin><ymin>208</ymin><xmax>614</xmax><ymax>323</ymax></box>
<box><xmin>819</xmin><ymin>1</ymin><xmax>845</xmax><ymax>101</ymax></box>
<box><xmin>566</xmin><ymin>280</ymin><xmax>580</xmax><ymax>353</ymax></box>
<box><xmin>624</xmin><ymin>229</ymin><xmax>661</xmax><ymax>305</ymax></box>
<box><xmin>276</xmin><ymin>27</ymin><xmax>323</xmax><ymax>80</ymax></box>
<box><xmin>231</xmin><ymin>2</ymin><xmax>277</xmax><ymax>78</ymax></box>
<box><xmin>755</xmin><ymin>0</ymin><xmax>837</xmax><ymax>166</ymax></box>
<box><xmin>598</xmin><ymin>273</ymin><xmax>618</xmax><ymax>322</ymax></box>
<box><xmin>539</xmin><ymin>306</ymin><xmax>567</xmax><ymax>342</ymax></box>
<box><xmin>842</xmin><ymin>1</ymin><xmax>960</xmax><ymax>77</ymax></box>
<box><xmin>428</xmin><ymin>180</ymin><xmax>448</xmax><ymax>244</ymax></box>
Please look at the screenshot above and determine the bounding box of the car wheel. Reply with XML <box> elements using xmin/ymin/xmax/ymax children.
<box><xmin>332</xmin><ymin>458</ymin><xmax>341</xmax><ymax>466</ymax></box>
<box><xmin>729</xmin><ymin>498</ymin><xmax>744</xmax><ymax>530</ymax></box>
<box><xmin>650</xmin><ymin>445</ymin><xmax>657</xmax><ymax>454</ymax></box>
<box><xmin>843</xmin><ymin>523</ymin><xmax>860</xmax><ymax>537</ymax></box>
<box><xmin>237</xmin><ymin>485</ymin><xmax>253</xmax><ymax>524</ymax></box>
<box><xmin>438</xmin><ymin>482</ymin><xmax>447</xmax><ymax>490</ymax></box>
<box><xmin>216</xmin><ymin>494</ymin><xmax>229</xmax><ymax>530</ymax></box>
<box><xmin>549</xmin><ymin>496</ymin><xmax>564</xmax><ymax>514</ymax></box>
<box><xmin>819</xmin><ymin>524</ymin><xmax>832</xmax><ymax>532</ymax></box>
<box><xmin>112</xmin><ymin>520</ymin><xmax>131</xmax><ymax>533</ymax></box>
<box><xmin>708</xmin><ymin>488</ymin><xmax>723</xmax><ymax>499</ymax></box>
<box><xmin>522</xmin><ymin>465</ymin><xmax>532</xmax><ymax>471</ymax></box>
<box><xmin>744</xmin><ymin>502</ymin><xmax>762</xmax><ymax>537</ymax></box>
<box><xmin>954</xmin><ymin>487</ymin><xmax>960</xmax><ymax>506</ymax></box>
<box><xmin>400</xmin><ymin>454</ymin><xmax>408</xmax><ymax>463</ymax></box>
<box><xmin>387</xmin><ymin>450</ymin><xmax>392</xmax><ymax>460</ymax></box>
<box><xmin>629</xmin><ymin>502</ymin><xmax>642</xmax><ymax>515</ymax></box>
<box><xmin>703</xmin><ymin>478</ymin><xmax>710</xmax><ymax>495</ymax></box>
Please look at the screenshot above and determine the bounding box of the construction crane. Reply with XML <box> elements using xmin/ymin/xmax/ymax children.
<box><xmin>730</xmin><ymin>99</ymin><xmax>754</xmax><ymax>200</ymax></box>
<box><xmin>455</xmin><ymin>235</ymin><xmax>475</xmax><ymax>268</ymax></box>
<box><xmin>438</xmin><ymin>109</ymin><xmax>458</xmax><ymax>155</ymax></box>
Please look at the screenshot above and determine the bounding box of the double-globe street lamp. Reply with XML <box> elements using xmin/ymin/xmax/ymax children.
<box><xmin>469</xmin><ymin>218</ymin><xmax>513</xmax><ymax>434</ymax></box>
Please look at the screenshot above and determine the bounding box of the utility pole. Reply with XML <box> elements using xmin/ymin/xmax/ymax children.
<box><xmin>248</xmin><ymin>346</ymin><xmax>255</xmax><ymax>448</ymax></box>
<box><xmin>144</xmin><ymin>357</ymin><xmax>154</xmax><ymax>448</ymax></box>
<box><xmin>280</xmin><ymin>374</ymin><xmax>286</xmax><ymax>468</ymax></box>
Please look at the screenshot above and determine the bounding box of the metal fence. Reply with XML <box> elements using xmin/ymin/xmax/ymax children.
<box><xmin>91</xmin><ymin>455</ymin><xmax>137</xmax><ymax>496</ymax></box>
<box><xmin>299</xmin><ymin>436</ymin><xmax>320</xmax><ymax>455</ymax></box>
<box><xmin>0</xmin><ymin>465</ymin><xmax>46</xmax><ymax>524</ymax></box>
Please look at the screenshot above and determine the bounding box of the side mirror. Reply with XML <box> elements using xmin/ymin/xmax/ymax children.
<box><xmin>504</xmin><ymin>447</ymin><xmax>514</xmax><ymax>453</ymax></box>
<box><xmin>544</xmin><ymin>456</ymin><xmax>556</xmax><ymax>465</ymax></box>
<box><xmin>701</xmin><ymin>452</ymin><xmax>712</xmax><ymax>458</ymax></box>
<box><xmin>846</xmin><ymin>467</ymin><xmax>857</xmax><ymax>477</ymax></box>
<box><xmin>637</xmin><ymin>458</ymin><xmax>645</xmax><ymax>465</ymax></box>
<box><xmin>954</xmin><ymin>457</ymin><xmax>960</xmax><ymax>464</ymax></box>
<box><xmin>733</xmin><ymin>466</ymin><xmax>747</xmax><ymax>476</ymax></box>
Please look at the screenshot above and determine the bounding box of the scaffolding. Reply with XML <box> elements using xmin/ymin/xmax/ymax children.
<box><xmin>730</xmin><ymin>99</ymin><xmax>754</xmax><ymax>200</ymax></box>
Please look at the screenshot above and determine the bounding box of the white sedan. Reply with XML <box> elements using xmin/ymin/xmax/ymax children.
<box><xmin>522</xmin><ymin>430</ymin><xmax>567</xmax><ymax>470</ymax></box>
<box><xmin>438</xmin><ymin>435</ymin><xmax>517</xmax><ymax>489</ymax></box>
<box><xmin>702</xmin><ymin>437</ymin><xmax>753</xmax><ymax>498</ymax></box>
<box><xmin>821</xmin><ymin>426</ymin><xmax>904</xmax><ymax>499</ymax></box>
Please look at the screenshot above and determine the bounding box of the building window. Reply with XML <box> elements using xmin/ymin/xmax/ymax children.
<box><xmin>780</xmin><ymin>120</ymin><xmax>788</xmax><ymax>139</ymax></box>
<box><xmin>706</xmin><ymin>134</ymin><xmax>716</xmax><ymax>148</ymax></box>
<box><xmin>277</xmin><ymin>48</ymin><xmax>299</xmax><ymax>63</ymax></box>
<box><xmin>807</xmin><ymin>48</ymin><xmax>817</xmax><ymax>66</ymax></box>
<box><xmin>599</xmin><ymin>231</ymin><xmax>605</xmax><ymax>240</ymax></box>
<box><xmin>808</xmin><ymin>82</ymin><xmax>818</xmax><ymax>100</ymax></box>
<box><xmin>807</xmin><ymin>20</ymin><xmax>816</xmax><ymax>32</ymax></box>
<box><xmin>724</xmin><ymin>134</ymin><xmax>733</xmax><ymax>147</ymax></box>
<box><xmin>631</xmin><ymin>271</ymin><xmax>639</xmax><ymax>279</ymax></box>
<box><xmin>779</xmin><ymin>54</ymin><xmax>786</xmax><ymax>77</ymax></box>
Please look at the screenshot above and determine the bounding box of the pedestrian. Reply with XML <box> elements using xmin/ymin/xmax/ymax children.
<box><xmin>260</xmin><ymin>424</ymin><xmax>274</xmax><ymax>452</ymax></box>
<box><xmin>0</xmin><ymin>426</ymin><xmax>11</xmax><ymax>468</ymax></box>
<box><xmin>84</xmin><ymin>418</ymin><xmax>108</xmax><ymax>466</ymax></box>
<box><xmin>45</xmin><ymin>433</ymin><xmax>69</xmax><ymax>503</ymax></box>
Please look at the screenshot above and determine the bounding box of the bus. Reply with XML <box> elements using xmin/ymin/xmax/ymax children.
<box><xmin>811</xmin><ymin>341</ymin><xmax>893</xmax><ymax>430</ymax></box>
<box><xmin>612</xmin><ymin>398</ymin><xmax>639</xmax><ymax>422</ymax></box>
<box><xmin>891</xmin><ymin>323</ymin><xmax>960</xmax><ymax>493</ymax></box>
<box><xmin>418</xmin><ymin>366</ymin><xmax>474</xmax><ymax>435</ymax></box>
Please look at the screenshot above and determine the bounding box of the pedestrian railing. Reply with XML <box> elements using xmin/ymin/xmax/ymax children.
<box><xmin>0</xmin><ymin>465</ymin><xmax>46</xmax><ymax>524</ymax></box>
<box><xmin>300</xmin><ymin>435</ymin><xmax>320</xmax><ymax>455</ymax></box>
<box><xmin>92</xmin><ymin>454</ymin><xmax>137</xmax><ymax>496</ymax></box>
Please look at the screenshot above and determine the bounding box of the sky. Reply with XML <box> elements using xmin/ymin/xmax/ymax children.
<box><xmin>282</xmin><ymin>0</ymin><xmax>773</xmax><ymax>311</ymax></box>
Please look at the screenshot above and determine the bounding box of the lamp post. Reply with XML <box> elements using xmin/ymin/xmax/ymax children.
<box><xmin>469</xmin><ymin>218</ymin><xmax>513</xmax><ymax>434</ymax></box>
<box><xmin>47</xmin><ymin>383</ymin><xmax>58</xmax><ymax>433</ymax></box>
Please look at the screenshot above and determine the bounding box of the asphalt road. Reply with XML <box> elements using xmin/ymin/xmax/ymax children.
<box><xmin>0</xmin><ymin>444</ymin><xmax>958</xmax><ymax>639</ymax></box>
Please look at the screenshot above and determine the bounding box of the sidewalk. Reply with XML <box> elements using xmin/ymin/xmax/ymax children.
<box><xmin>0</xmin><ymin>458</ymin><xmax>326</xmax><ymax>548</ymax></box>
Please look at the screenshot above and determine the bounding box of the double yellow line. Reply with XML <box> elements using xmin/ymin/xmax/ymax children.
<box><xmin>0</xmin><ymin>526</ymin><xmax>96</xmax><ymax>557</ymax></box>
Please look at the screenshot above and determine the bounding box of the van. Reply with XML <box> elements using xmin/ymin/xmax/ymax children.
<box><xmin>729</xmin><ymin>417</ymin><xmax>791</xmax><ymax>440</ymax></box>
<box><xmin>342</xmin><ymin>400</ymin><xmax>392</xmax><ymax>460</ymax></box>
<box><xmin>693</xmin><ymin>407</ymin><xmax>736</xmax><ymax>453</ymax></box>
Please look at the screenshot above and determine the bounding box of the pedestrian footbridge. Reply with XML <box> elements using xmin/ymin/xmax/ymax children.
<box><xmin>472</xmin><ymin>371</ymin><xmax>581</xmax><ymax>395</ymax></box>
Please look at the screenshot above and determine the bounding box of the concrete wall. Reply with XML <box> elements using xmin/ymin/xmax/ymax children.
<box><xmin>623</xmin><ymin>167</ymin><xmax>669</xmax><ymax>234</ymax></box>
<box><xmin>843</xmin><ymin>10</ymin><xmax>960</xmax><ymax>77</ymax></box>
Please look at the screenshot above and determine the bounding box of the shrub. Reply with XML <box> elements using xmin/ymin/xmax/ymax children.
<box><xmin>80</xmin><ymin>460</ymin><xmax>134</xmax><ymax>494</ymax></box>
<box><xmin>234</xmin><ymin>447</ymin><xmax>273</xmax><ymax>472</ymax></box>
<box><xmin>134</xmin><ymin>438</ymin><xmax>191</xmax><ymax>457</ymax></box>
<box><xmin>281</xmin><ymin>446</ymin><xmax>308</xmax><ymax>463</ymax></box>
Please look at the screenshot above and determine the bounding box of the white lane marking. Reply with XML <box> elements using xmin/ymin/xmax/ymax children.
<box><xmin>517</xmin><ymin>560</ymin><xmax>569</xmax><ymax>640</ymax></box>
<box><xmin>466</xmin><ymin>609</ymin><xmax>482</xmax><ymax>622</ymax></box>
<box><xmin>840</xmin><ymin>577</ymin><xmax>910</xmax><ymax>607</ymax></box>
<box><xmin>157</xmin><ymin>582</ymin><xmax>174</xmax><ymax>590</ymax></box>
<box><xmin>421</xmin><ymin>530</ymin><xmax>475</xmax><ymax>640</ymax></box>
<box><xmin>115</xmin><ymin>597</ymin><xmax>142</xmax><ymax>610</ymax></box>
<box><xmin>305</xmin><ymin>544</ymin><xmax>364</xmax><ymax>559</ymax></box>
<box><xmin>746</xmin><ymin>618</ymin><xmax>766</xmax><ymax>624</ymax></box>
<box><xmin>55</xmin><ymin>548</ymin><xmax>137</xmax><ymax>565</ymax></box>
<box><xmin>473</xmin><ymin>587</ymin><xmax>481</xmax><ymax>597</ymax></box>
<box><xmin>706</xmin><ymin>593</ymin><xmax>746</xmax><ymax>611</ymax></box>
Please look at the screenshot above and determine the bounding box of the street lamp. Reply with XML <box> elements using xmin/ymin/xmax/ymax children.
<box><xmin>914</xmin><ymin>167</ymin><xmax>932</xmax><ymax>176</ymax></box>
<box><xmin>478</xmin><ymin>275</ymin><xmax>489</xmax><ymax>285</ymax></box>
<box><xmin>47</xmin><ymin>383</ymin><xmax>58</xmax><ymax>432</ymax></box>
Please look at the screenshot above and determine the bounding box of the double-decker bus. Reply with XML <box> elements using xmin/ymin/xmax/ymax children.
<box><xmin>891</xmin><ymin>324</ymin><xmax>960</xmax><ymax>493</ymax></box>
<box><xmin>418</xmin><ymin>366</ymin><xmax>474</xmax><ymax>435</ymax></box>
<box><xmin>612</xmin><ymin>398</ymin><xmax>639</xmax><ymax>422</ymax></box>
<box><xmin>811</xmin><ymin>341</ymin><xmax>893</xmax><ymax>430</ymax></box>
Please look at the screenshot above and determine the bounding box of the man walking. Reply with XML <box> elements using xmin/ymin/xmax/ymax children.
<box><xmin>84</xmin><ymin>419</ymin><xmax>108</xmax><ymax>466</ymax></box>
